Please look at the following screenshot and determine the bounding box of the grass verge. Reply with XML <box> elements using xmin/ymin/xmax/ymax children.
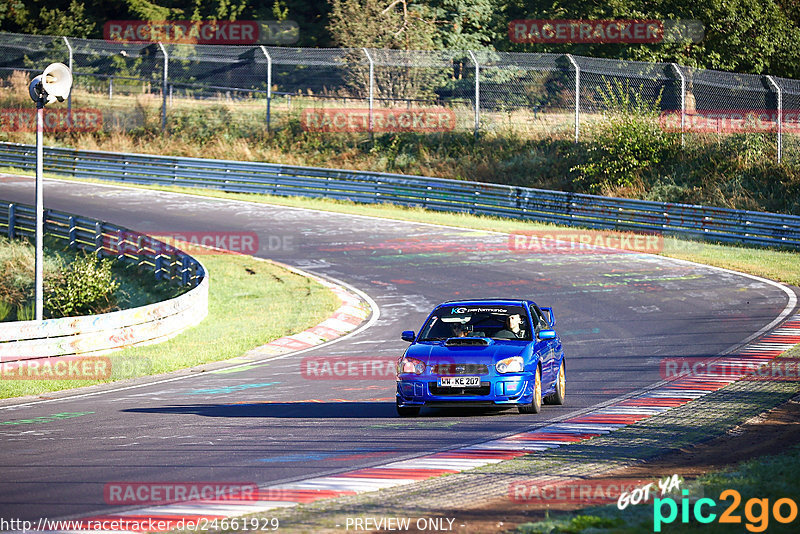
<box><xmin>0</xmin><ymin>254</ymin><xmax>341</xmax><ymax>399</ymax></box>
<box><xmin>6</xmin><ymin>167</ymin><xmax>799</xmax><ymax>286</ymax></box>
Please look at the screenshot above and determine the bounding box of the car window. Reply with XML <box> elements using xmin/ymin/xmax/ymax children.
<box><xmin>418</xmin><ymin>305</ymin><xmax>532</xmax><ymax>341</ymax></box>
<box><xmin>530</xmin><ymin>305</ymin><xmax>549</xmax><ymax>330</ymax></box>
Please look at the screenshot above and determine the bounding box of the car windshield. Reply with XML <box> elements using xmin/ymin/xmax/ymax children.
<box><xmin>418</xmin><ymin>304</ymin><xmax>532</xmax><ymax>341</ymax></box>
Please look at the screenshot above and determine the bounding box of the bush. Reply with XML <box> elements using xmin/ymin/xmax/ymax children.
<box><xmin>0</xmin><ymin>237</ymin><xmax>62</xmax><ymax>318</ymax></box>
<box><xmin>45</xmin><ymin>254</ymin><xmax>119</xmax><ymax>317</ymax></box>
<box><xmin>571</xmin><ymin>112</ymin><xmax>680</xmax><ymax>194</ymax></box>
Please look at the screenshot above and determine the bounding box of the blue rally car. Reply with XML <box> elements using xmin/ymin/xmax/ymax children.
<box><xmin>396</xmin><ymin>299</ymin><xmax>565</xmax><ymax>416</ymax></box>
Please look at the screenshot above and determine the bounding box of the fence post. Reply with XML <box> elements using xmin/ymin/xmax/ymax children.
<box><xmin>260</xmin><ymin>46</ymin><xmax>273</xmax><ymax>132</ymax></box>
<box><xmin>671</xmin><ymin>63</ymin><xmax>686</xmax><ymax>146</ymax></box>
<box><xmin>467</xmin><ymin>50</ymin><xmax>480</xmax><ymax>139</ymax></box>
<box><xmin>63</xmin><ymin>36</ymin><xmax>73</xmax><ymax>127</ymax></box>
<box><xmin>8</xmin><ymin>204</ymin><xmax>15</xmax><ymax>239</ymax></box>
<box><xmin>158</xmin><ymin>42</ymin><xmax>168</xmax><ymax>132</ymax></box>
<box><xmin>68</xmin><ymin>215</ymin><xmax>76</xmax><ymax>247</ymax></box>
<box><xmin>181</xmin><ymin>255</ymin><xmax>190</xmax><ymax>285</ymax></box>
<box><xmin>766</xmin><ymin>75</ymin><xmax>782</xmax><ymax>163</ymax></box>
<box><xmin>363</xmin><ymin>48</ymin><xmax>374</xmax><ymax>138</ymax></box>
<box><xmin>565</xmin><ymin>54</ymin><xmax>580</xmax><ymax>143</ymax></box>
<box><xmin>94</xmin><ymin>221</ymin><xmax>103</xmax><ymax>258</ymax></box>
<box><xmin>155</xmin><ymin>255</ymin><xmax>163</xmax><ymax>281</ymax></box>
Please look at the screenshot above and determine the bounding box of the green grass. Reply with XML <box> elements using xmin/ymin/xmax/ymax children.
<box><xmin>7</xmin><ymin>168</ymin><xmax>799</xmax><ymax>286</ymax></box>
<box><xmin>0</xmin><ymin>254</ymin><xmax>341</xmax><ymax>399</ymax></box>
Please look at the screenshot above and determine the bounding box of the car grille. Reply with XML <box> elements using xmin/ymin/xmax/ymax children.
<box><xmin>432</xmin><ymin>364</ymin><xmax>489</xmax><ymax>375</ymax></box>
<box><xmin>428</xmin><ymin>381</ymin><xmax>491</xmax><ymax>396</ymax></box>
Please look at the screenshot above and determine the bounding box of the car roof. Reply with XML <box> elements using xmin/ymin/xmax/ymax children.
<box><xmin>436</xmin><ymin>299</ymin><xmax>534</xmax><ymax>308</ymax></box>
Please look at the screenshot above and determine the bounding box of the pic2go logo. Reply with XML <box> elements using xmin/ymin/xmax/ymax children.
<box><xmin>654</xmin><ymin>489</ymin><xmax>798</xmax><ymax>532</ymax></box>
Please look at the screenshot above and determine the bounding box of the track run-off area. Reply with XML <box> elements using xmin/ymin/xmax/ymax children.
<box><xmin>0</xmin><ymin>174</ymin><xmax>798</xmax><ymax>530</ymax></box>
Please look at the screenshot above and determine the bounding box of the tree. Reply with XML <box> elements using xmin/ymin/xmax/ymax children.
<box><xmin>37</xmin><ymin>1</ymin><xmax>96</xmax><ymax>37</ymax></box>
<box><xmin>328</xmin><ymin>0</ymin><xmax>437</xmax><ymax>49</ymax></box>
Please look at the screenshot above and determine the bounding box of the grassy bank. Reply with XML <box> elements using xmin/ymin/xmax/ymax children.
<box><xmin>2</xmin><ymin>72</ymin><xmax>799</xmax><ymax>215</ymax></box>
<box><xmin>0</xmin><ymin>254</ymin><xmax>341</xmax><ymax>399</ymax></box>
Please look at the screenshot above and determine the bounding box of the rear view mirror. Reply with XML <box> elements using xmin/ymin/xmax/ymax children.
<box><xmin>401</xmin><ymin>330</ymin><xmax>416</xmax><ymax>342</ymax></box>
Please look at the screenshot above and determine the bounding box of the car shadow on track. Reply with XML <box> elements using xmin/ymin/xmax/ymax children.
<box><xmin>122</xmin><ymin>402</ymin><xmax>520</xmax><ymax>419</ymax></box>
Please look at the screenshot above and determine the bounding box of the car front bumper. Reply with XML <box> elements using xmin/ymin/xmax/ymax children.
<box><xmin>396</xmin><ymin>374</ymin><xmax>535</xmax><ymax>407</ymax></box>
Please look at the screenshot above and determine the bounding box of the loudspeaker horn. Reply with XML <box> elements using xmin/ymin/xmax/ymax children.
<box><xmin>42</xmin><ymin>63</ymin><xmax>73</xmax><ymax>103</ymax></box>
<box><xmin>28</xmin><ymin>63</ymin><xmax>73</xmax><ymax>105</ymax></box>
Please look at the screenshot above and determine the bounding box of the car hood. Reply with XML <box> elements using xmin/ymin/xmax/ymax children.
<box><xmin>406</xmin><ymin>339</ymin><xmax>526</xmax><ymax>365</ymax></box>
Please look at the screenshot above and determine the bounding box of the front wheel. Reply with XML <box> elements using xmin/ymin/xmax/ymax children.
<box><xmin>397</xmin><ymin>400</ymin><xmax>421</xmax><ymax>417</ymax></box>
<box><xmin>545</xmin><ymin>360</ymin><xmax>565</xmax><ymax>405</ymax></box>
<box><xmin>518</xmin><ymin>366</ymin><xmax>542</xmax><ymax>414</ymax></box>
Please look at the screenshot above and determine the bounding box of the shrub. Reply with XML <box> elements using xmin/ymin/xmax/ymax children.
<box><xmin>571</xmin><ymin>112</ymin><xmax>680</xmax><ymax>194</ymax></box>
<box><xmin>45</xmin><ymin>254</ymin><xmax>119</xmax><ymax>317</ymax></box>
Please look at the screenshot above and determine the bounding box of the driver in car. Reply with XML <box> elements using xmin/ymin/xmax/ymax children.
<box><xmin>494</xmin><ymin>313</ymin><xmax>527</xmax><ymax>339</ymax></box>
<box><xmin>451</xmin><ymin>323</ymin><xmax>471</xmax><ymax>337</ymax></box>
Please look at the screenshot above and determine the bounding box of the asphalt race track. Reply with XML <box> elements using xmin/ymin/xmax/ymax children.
<box><xmin>0</xmin><ymin>174</ymin><xmax>797</xmax><ymax>524</ymax></box>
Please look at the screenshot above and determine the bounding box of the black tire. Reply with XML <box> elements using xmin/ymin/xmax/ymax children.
<box><xmin>544</xmin><ymin>360</ymin><xmax>566</xmax><ymax>405</ymax></box>
<box><xmin>518</xmin><ymin>366</ymin><xmax>542</xmax><ymax>414</ymax></box>
<box><xmin>396</xmin><ymin>401</ymin><xmax>421</xmax><ymax>417</ymax></box>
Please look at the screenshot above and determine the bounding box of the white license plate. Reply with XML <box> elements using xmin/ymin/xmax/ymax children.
<box><xmin>438</xmin><ymin>376</ymin><xmax>481</xmax><ymax>387</ymax></box>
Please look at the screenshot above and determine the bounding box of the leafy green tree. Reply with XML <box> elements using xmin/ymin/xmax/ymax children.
<box><xmin>427</xmin><ymin>0</ymin><xmax>500</xmax><ymax>49</ymax></box>
<box><xmin>328</xmin><ymin>0</ymin><xmax>437</xmax><ymax>49</ymax></box>
<box><xmin>37</xmin><ymin>0</ymin><xmax>96</xmax><ymax>37</ymax></box>
<box><xmin>0</xmin><ymin>0</ymin><xmax>27</xmax><ymax>28</ymax></box>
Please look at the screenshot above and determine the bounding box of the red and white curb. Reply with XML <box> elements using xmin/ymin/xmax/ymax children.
<box><xmin>43</xmin><ymin>314</ymin><xmax>800</xmax><ymax>532</ymax></box>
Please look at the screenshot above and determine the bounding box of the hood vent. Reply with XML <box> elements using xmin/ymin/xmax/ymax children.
<box><xmin>445</xmin><ymin>337</ymin><xmax>490</xmax><ymax>347</ymax></box>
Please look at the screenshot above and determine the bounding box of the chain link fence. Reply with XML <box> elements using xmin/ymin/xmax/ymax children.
<box><xmin>0</xmin><ymin>30</ymin><xmax>796</xmax><ymax>162</ymax></box>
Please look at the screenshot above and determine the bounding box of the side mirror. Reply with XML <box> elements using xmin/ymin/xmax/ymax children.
<box><xmin>541</xmin><ymin>307</ymin><xmax>555</xmax><ymax>326</ymax></box>
<box><xmin>401</xmin><ymin>330</ymin><xmax>416</xmax><ymax>342</ymax></box>
<box><xmin>538</xmin><ymin>329</ymin><xmax>556</xmax><ymax>340</ymax></box>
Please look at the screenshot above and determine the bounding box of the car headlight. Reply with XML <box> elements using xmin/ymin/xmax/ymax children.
<box><xmin>398</xmin><ymin>356</ymin><xmax>426</xmax><ymax>375</ymax></box>
<box><xmin>496</xmin><ymin>356</ymin><xmax>525</xmax><ymax>374</ymax></box>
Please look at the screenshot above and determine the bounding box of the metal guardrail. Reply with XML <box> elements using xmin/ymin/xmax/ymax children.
<box><xmin>0</xmin><ymin>142</ymin><xmax>798</xmax><ymax>250</ymax></box>
<box><xmin>0</xmin><ymin>199</ymin><xmax>205</xmax><ymax>287</ymax></box>
<box><xmin>0</xmin><ymin>198</ymin><xmax>208</xmax><ymax>362</ymax></box>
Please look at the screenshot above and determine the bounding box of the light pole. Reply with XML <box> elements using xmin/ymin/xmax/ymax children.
<box><xmin>27</xmin><ymin>63</ymin><xmax>72</xmax><ymax>321</ymax></box>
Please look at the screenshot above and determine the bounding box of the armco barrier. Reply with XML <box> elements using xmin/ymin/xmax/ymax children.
<box><xmin>0</xmin><ymin>142</ymin><xmax>799</xmax><ymax>249</ymax></box>
<box><xmin>0</xmin><ymin>199</ymin><xmax>208</xmax><ymax>364</ymax></box>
